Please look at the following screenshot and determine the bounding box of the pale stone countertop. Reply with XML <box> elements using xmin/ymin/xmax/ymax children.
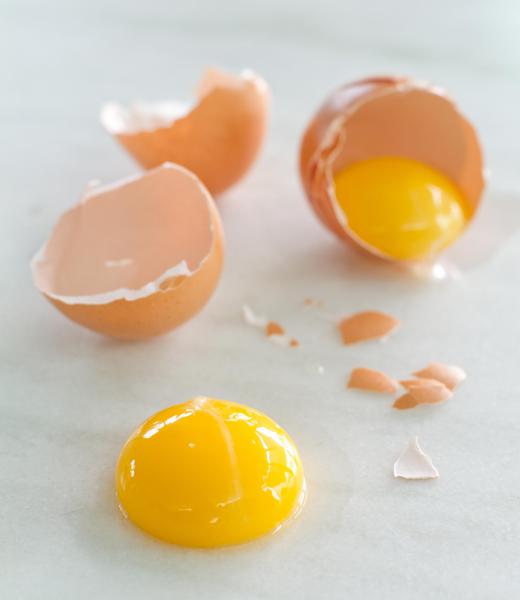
<box><xmin>2</xmin><ymin>1</ymin><xmax>520</xmax><ymax>598</ymax></box>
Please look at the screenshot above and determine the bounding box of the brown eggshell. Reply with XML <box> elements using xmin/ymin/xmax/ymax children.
<box><xmin>338</xmin><ymin>310</ymin><xmax>400</xmax><ymax>345</ymax></box>
<box><xmin>393</xmin><ymin>394</ymin><xmax>419</xmax><ymax>411</ymax></box>
<box><xmin>299</xmin><ymin>77</ymin><xmax>485</xmax><ymax>259</ymax></box>
<box><xmin>265</xmin><ymin>321</ymin><xmax>285</xmax><ymax>336</ymax></box>
<box><xmin>101</xmin><ymin>68</ymin><xmax>270</xmax><ymax>196</ymax></box>
<box><xmin>348</xmin><ymin>367</ymin><xmax>399</xmax><ymax>394</ymax></box>
<box><xmin>413</xmin><ymin>363</ymin><xmax>467</xmax><ymax>390</ymax></box>
<box><xmin>31</xmin><ymin>163</ymin><xmax>223</xmax><ymax>340</ymax></box>
<box><xmin>400</xmin><ymin>378</ymin><xmax>452</xmax><ymax>404</ymax></box>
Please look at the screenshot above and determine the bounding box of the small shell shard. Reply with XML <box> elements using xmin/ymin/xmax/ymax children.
<box><xmin>31</xmin><ymin>164</ymin><xmax>223</xmax><ymax>340</ymax></box>
<box><xmin>348</xmin><ymin>368</ymin><xmax>399</xmax><ymax>394</ymax></box>
<box><xmin>338</xmin><ymin>310</ymin><xmax>400</xmax><ymax>345</ymax></box>
<box><xmin>393</xmin><ymin>437</ymin><xmax>439</xmax><ymax>479</ymax></box>
<box><xmin>393</xmin><ymin>394</ymin><xmax>419</xmax><ymax>410</ymax></box>
<box><xmin>413</xmin><ymin>363</ymin><xmax>466</xmax><ymax>390</ymax></box>
<box><xmin>101</xmin><ymin>68</ymin><xmax>270</xmax><ymax>195</ymax></box>
<box><xmin>242</xmin><ymin>304</ymin><xmax>268</xmax><ymax>329</ymax></box>
<box><xmin>400</xmin><ymin>378</ymin><xmax>452</xmax><ymax>404</ymax></box>
<box><xmin>268</xmin><ymin>334</ymin><xmax>299</xmax><ymax>348</ymax></box>
<box><xmin>243</xmin><ymin>306</ymin><xmax>299</xmax><ymax>349</ymax></box>
<box><xmin>265</xmin><ymin>321</ymin><xmax>285</xmax><ymax>336</ymax></box>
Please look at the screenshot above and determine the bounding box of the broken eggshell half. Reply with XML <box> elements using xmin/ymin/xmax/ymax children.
<box><xmin>101</xmin><ymin>68</ymin><xmax>270</xmax><ymax>196</ymax></box>
<box><xmin>299</xmin><ymin>76</ymin><xmax>485</xmax><ymax>261</ymax></box>
<box><xmin>31</xmin><ymin>163</ymin><xmax>223</xmax><ymax>340</ymax></box>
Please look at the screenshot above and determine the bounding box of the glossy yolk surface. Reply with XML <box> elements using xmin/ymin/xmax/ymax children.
<box><xmin>116</xmin><ymin>397</ymin><xmax>305</xmax><ymax>548</ymax></box>
<box><xmin>333</xmin><ymin>156</ymin><xmax>469</xmax><ymax>260</ymax></box>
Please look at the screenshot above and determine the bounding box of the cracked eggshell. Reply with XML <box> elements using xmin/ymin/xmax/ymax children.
<box><xmin>400</xmin><ymin>378</ymin><xmax>452</xmax><ymax>404</ymax></box>
<box><xmin>348</xmin><ymin>367</ymin><xmax>399</xmax><ymax>394</ymax></box>
<box><xmin>101</xmin><ymin>68</ymin><xmax>270</xmax><ymax>196</ymax></box>
<box><xmin>242</xmin><ymin>305</ymin><xmax>299</xmax><ymax>348</ymax></box>
<box><xmin>299</xmin><ymin>76</ymin><xmax>485</xmax><ymax>260</ymax></box>
<box><xmin>31</xmin><ymin>163</ymin><xmax>223</xmax><ymax>340</ymax></box>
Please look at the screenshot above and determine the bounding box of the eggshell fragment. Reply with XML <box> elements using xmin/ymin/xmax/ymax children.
<box><xmin>393</xmin><ymin>394</ymin><xmax>419</xmax><ymax>410</ymax></box>
<box><xmin>400</xmin><ymin>378</ymin><xmax>452</xmax><ymax>404</ymax></box>
<box><xmin>413</xmin><ymin>363</ymin><xmax>467</xmax><ymax>390</ymax></box>
<box><xmin>348</xmin><ymin>367</ymin><xmax>399</xmax><ymax>394</ymax></box>
<box><xmin>31</xmin><ymin>163</ymin><xmax>223</xmax><ymax>340</ymax></box>
<box><xmin>268</xmin><ymin>334</ymin><xmax>299</xmax><ymax>348</ymax></box>
<box><xmin>394</xmin><ymin>437</ymin><xmax>439</xmax><ymax>479</ymax></box>
<box><xmin>265</xmin><ymin>321</ymin><xmax>285</xmax><ymax>336</ymax></box>
<box><xmin>242</xmin><ymin>305</ymin><xmax>299</xmax><ymax>349</ymax></box>
<box><xmin>101</xmin><ymin>68</ymin><xmax>270</xmax><ymax>195</ymax></box>
<box><xmin>242</xmin><ymin>304</ymin><xmax>268</xmax><ymax>328</ymax></box>
<box><xmin>338</xmin><ymin>310</ymin><xmax>400</xmax><ymax>344</ymax></box>
<box><xmin>299</xmin><ymin>77</ymin><xmax>484</xmax><ymax>260</ymax></box>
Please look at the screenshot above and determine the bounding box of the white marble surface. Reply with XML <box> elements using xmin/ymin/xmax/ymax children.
<box><xmin>2</xmin><ymin>1</ymin><xmax>520</xmax><ymax>598</ymax></box>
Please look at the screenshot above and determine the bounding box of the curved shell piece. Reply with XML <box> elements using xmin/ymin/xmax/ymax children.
<box><xmin>265</xmin><ymin>321</ymin><xmax>285</xmax><ymax>336</ymax></box>
<box><xmin>31</xmin><ymin>163</ymin><xmax>223</xmax><ymax>340</ymax></box>
<box><xmin>400</xmin><ymin>378</ymin><xmax>452</xmax><ymax>404</ymax></box>
<box><xmin>348</xmin><ymin>367</ymin><xmax>399</xmax><ymax>394</ymax></box>
<box><xmin>413</xmin><ymin>363</ymin><xmax>467</xmax><ymax>390</ymax></box>
<box><xmin>101</xmin><ymin>68</ymin><xmax>270</xmax><ymax>195</ymax></box>
<box><xmin>338</xmin><ymin>310</ymin><xmax>400</xmax><ymax>345</ymax></box>
<box><xmin>299</xmin><ymin>77</ymin><xmax>485</xmax><ymax>259</ymax></box>
<box><xmin>393</xmin><ymin>394</ymin><xmax>419</xmax><ymax>411</ymax></box>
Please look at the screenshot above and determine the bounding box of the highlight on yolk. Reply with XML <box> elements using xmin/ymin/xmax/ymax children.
<box><xmin>116</xmin><ymin>397</ymin><xmax>306</xmax><ymax>548</ymax></box>
<box><xmin>333</xmin><ymin>156</ymin><xmax>469</xmax><ymax>260</ymax></box>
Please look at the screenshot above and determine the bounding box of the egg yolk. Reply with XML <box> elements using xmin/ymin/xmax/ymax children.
<box><xmin>116</xmin><ymin>397</ymin><xmax>306</xmax><ymax>548</ymax></box>
<box><xmin>333</xmin><ymin>156</ymin><xmax>469</xmax><ymax>260</ymax></box>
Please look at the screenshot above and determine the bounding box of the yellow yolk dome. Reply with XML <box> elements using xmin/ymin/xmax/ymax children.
<box><xmin>116</xmin><ymin>397</ymin><xmax>306</xmax><ymax>548</ymax></box>
<box><xmin>333</xmin><ymin>156</ymin><xmax>469</xmax><ymax>261</ymax></box>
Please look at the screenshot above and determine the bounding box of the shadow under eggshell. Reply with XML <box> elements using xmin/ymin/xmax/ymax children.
<box><xmin>400</xmin><ymin>378</ymin><xmax>452</xmax><ymax>404</ymax></box>
<box><xmin>413</xmin><ymin>362</ymin><xmax>467</xmax><ymax>390</ymax></box>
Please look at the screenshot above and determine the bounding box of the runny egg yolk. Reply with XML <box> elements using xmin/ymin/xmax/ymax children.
<box><xmin>333</xmin><ymin>156</ymin><xmax>469</xmax><ymax>260</ymax></box>
<box><xmin>116</xmin><ymin>397</ymin><xmax>306</xmax><ymax>548</ymax></box>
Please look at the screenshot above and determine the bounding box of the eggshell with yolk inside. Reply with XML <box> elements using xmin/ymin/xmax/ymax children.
<box><xmin>299</xmin><ymin>76</ymin><xmax>485</xmax><ymax>260</ymax></box>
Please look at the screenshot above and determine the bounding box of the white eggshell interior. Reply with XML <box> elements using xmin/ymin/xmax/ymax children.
<box><xmin>32</xmin><ymin>164</ymin><xmax>214</xmax><ymax>305</ymax></box>
<box><xmin>101</xmin><ymin>101</ymin><xmax>191</xmax><ymax>135</ymax></box>
<box><xmin>393</xmin><ymin>437</ymin><xmax>440</xmax><ymax>479</ymax></box>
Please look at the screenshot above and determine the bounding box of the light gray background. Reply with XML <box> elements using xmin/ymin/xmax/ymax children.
<box><xmin>2</xmin><ymin>1</ymin><xmax>520</xmax><ymax>598</ymax></box>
